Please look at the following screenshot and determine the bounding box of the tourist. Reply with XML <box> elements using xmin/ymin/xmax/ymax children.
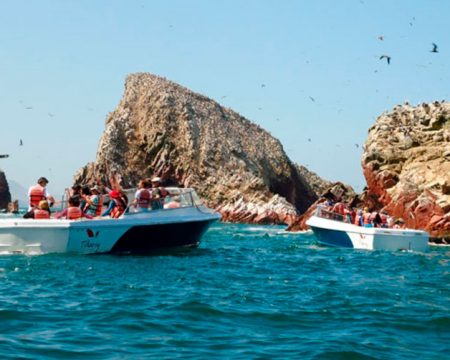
<box><xmin>393</xmin><ymin>218</ymin><xmax>406</xmax><ymax>229</ymax></box>
<box><xmin>28</xmin><ymin>177</ymin><xmax>55</xmax><ymax>211</ymax></box>
<box><xmin>362</xmin><ymin>207</ymin><xmax>372</xmax><ymax>227</ymax></box>
<box><xmin>150</xmin><ymin>177</ymin><xmax>168</xmax><ymax>210</ymax></box>
<box><xmin>164</xmin><ymin>195</ymin><xmax>182</xmax><ymax>209</ymax></box>
<box><xmin>82</xmin><ymin>185</ymin><xmax>104</xmax><ymax>217</ymax></box>
<box><xmin>102</xmin><ymin>190</ymin><xmax>128</xmax><ymax>218</ymax></box>
<box><xmin>56</xmin><ymin>196</ymin><xmax>93</xmax><ymax>220</ymax></box>
<box><xmin>371</xmin><ymin>211</ymin><xmax>382</xmax><ymax>228</ymax></box>
<box><xmin>132</xmin><ymin>179</ymin><xmax>151</xmax><ymax>212</ymax></box>
<box><xmin>23</xmin><ymin>200</ymin><xmax>51</xmax><ymax>219</ymax></box>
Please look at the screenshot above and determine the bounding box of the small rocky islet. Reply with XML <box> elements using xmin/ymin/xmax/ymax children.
<box><xmin>1</xmin><ymin>73</ymin><xmax>449</xmax><ymax>240</ymax></box>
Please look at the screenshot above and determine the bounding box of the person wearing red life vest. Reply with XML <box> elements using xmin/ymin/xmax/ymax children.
<box><xmin>149</xmin><ymin>177</ymin><xmax>168</xmax><ymax>210</ymax></box>
<box><xmin>56</xmin><ymin>196</ymin><xmax>93</xmax><ymax>220</ymax></box>
<box><xmin>132</xmin><ymin>180</ymin><xmax>151</xmax><ymax>212</ymax></box>
<box><xmin>28</xmin><ymin>177</ymin><xmax>55</xmax><ymax>211</ymax></box>
<box><xmin>102</xmin><ymin>190</ymin><xmax>127</xmax><ymax>218</ymax></box>
<box><xmin>83</xmin><ymin>185</ymin><xmax>104</xmax><ymax>217</ymax></box>
<box><xmin>23</xmin><ymin>200</ymin><xmax>51</xmax><ymax>219</ymax></box>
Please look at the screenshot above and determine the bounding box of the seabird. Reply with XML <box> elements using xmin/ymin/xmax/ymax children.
<box><xmin>48</xmin><ymin>113</ymin><xmax>55</xmax><ymax>117</ymax></box>
<box><xmin>25</xmin><ymin>106</ymin><xmax>33</xmax><ymax>110</ymax></box>
<box><xmin>379</xmin><ymin>55</ymin><xmax>391</xmax><ymax>64</ymax></box>
<box><xmin>378</xmin><ymin>35</ymin><xmax>384</xmax><ymax>41</ymax></box>
<box><xmin>19</xmin><ymin>139</ymin><xmax>23</xmax><ymax>146</ymax></box>
<box><xmin>261</xmin><ymin>84</ymin><xmax>266</xmax><ymax>88</ymax></box>
<box><xmin>309</xmin><ymin>96</ymin><xmax>315</xmax><ymax>102</ymax></box>
<box><xmin>431</xmin><ymin>43</ymin><xmax>438</xmax><ymax>53</ymax></box>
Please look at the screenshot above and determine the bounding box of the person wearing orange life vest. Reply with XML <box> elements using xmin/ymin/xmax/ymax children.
<box><xmin>82</xmin><ymin>185</ymin><xmax>104</xmax><ymax>217</ymax></box>
<box><xmin>132</xmin><ymin>180</ymin><xmax>151</xmax><ymax>212</ymax></box>
<box><xmin>362</xmin><ymin>207</ymin><xmax>372</xmax><ymax>227</ymax></box>
<box><xmin>102</xmin><ymin>190</ymin><xmax>128</xmax><ymax>218</ymax></box>
<box><xmin>56</xmin><ymin>196</ymin><xmax>93</xmax><ymax>220</ymax></box>
<box><xmin>28</xmin><ymin>177</ymin><xmax>55</xmax><ymax>211</ymax></box>
<box><xmin>23</xmin><ymin>200</ymin><xmax>51</xmax><ymax>219</ymax></box>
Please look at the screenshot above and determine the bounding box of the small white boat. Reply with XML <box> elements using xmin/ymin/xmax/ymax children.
<box><xmin>0</xmin><ymin>188</ymin><xmax>220</xmax><ymax>255</ymax></box>
<box><xmin>306</xmin><ymin>206</ymin><xmax>429</xmax><ymax>251</ymax></box>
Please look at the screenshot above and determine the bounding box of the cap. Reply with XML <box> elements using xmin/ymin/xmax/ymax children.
<box><xmin>151</xmin><ymin>177</ymin><xmax>161</xmax><ymax>183</ymax></box>
<box><xmin>38</xmin><ymin>177</ymin><xmax>49</xmax><ymax>184</ymax></box>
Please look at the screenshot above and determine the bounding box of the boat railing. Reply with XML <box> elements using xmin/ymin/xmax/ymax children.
<box><xmin>315</xmin><ymin>205</ymin><xmax>345</xmax><ymax>222</ymax></box>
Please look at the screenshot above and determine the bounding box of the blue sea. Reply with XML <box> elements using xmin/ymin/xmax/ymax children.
<box><xmin>0</xmin><ymin>223</ymin><xmax>448</xmax><ymax>359</ymax></box>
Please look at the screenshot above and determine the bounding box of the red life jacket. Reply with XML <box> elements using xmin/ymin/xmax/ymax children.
<box><xmin>29</xmin><ymin>185</ymin><xmax>46</xmax><ymax>207</ymax></box>
<box><xmin>96</xmin><ymin>195</ymin><xmax>104</xmax><ymax>216</ymax></box>
<box><xmin>137</xmin><ymin>189</ymin><xmax>151</xmax><ymax>208</ymax></box>
<box><xmin>34</xmin><ymin>209</ymin><xmax>50</xmax><ymax>219</ymax></box>
<box><xmin>67</xmin><ymin>206</ymin><xmax>82</xmax><ymax>220</ymax></box>
<box><xmin>111</xmin><ymin>198</ymin><xmax>126</xmax><ymax>219</ymax></box>
<box><xmin>84</xmin><ymin>195</ymin><xmax>104</xmax><ymax>216</ymax></box>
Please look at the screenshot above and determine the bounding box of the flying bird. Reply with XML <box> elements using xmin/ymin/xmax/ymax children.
<box><xmin>48</xmin><ymin>112</ymin><xmax>55</xmax><ymax>117</ymax></box>
<box><xmin>355</xmin><ymin>144</ymin><xmax>359</xmax><ymax>148</ymax></box>
<box><xmin>309</xmin><ymin>96</ymin><xmax>315</xmax><ymax>102</ymax></box>
<box><xmin>308</xmin><ymin>138</ymin><xmax>311</xmax><ymax>142</ymax></box>
<box><xmin>379</xmin><ymin>55</ymin><xmax>391</xmax><ymax>64</ymax></box>
<box><xmin>0</xmin><ymin>154</ymin><xmax>9</xmax><ymax>159</ymax></box>
<box><xmin>261</xmin><ymin>84</ymin><xmax>266</xmax><ymax>88</ymax></box>
<box><xmin>19</xmin><ymin>139</ymin><xmax>23</xmax><ymax>146</ymax></box>
<box><xmin>378</xmin><ymin>35</ymin><xmax>384</xmax><ymax>41</ymax></box>
<box><xmin>25</xmin><ymin>106</ymin><xmax>33</xmax><ymax>110</ymax></box>
<box><xmin>431</xmin><ymin>43</ymin><xmax>438</xmax><ymax>53</ymax></box>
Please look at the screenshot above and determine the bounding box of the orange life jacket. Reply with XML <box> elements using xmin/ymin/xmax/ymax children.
<box><xmin>29</xmin><ymin>184</ymin><xmax>46</xmax><ymax>207</ymax></box>
<box><xmin>363</xmin><ymin>213</ymin><xmax>371</xmax><ymax>225</ymax></box>
<box><xmin>34</xmin><ymin>209</ymin><xmax>50</xmax><ymax>219</ymax></box>
<box><xmin>137</xmin><ymin>189</ymin><xmax>151</xmax><ymax>208</ymax></box>
<box><xmin>354</xmin><ymin>214</ymin><xmax>362</xmax><ymax>226</ymax></box>
<box><xmin>67</xmin><ymin>206</ymin><xmax>82</xmax><ymax>220</ymax></box>
<box><xmin>111</xmin><ymin>198</ymin><xmax>126</xmax><ymax>219</ymax></box>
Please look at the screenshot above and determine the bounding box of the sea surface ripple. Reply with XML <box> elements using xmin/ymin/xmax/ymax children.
<box><xmin>0</xmin><ymin>223</ymin><xmax>449</xmax><ymax>359</ymax></box>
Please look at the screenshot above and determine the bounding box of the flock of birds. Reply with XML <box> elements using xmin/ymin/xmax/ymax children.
<box><xmin>379</xmin><ymin>41</ymin><xmax>438</xmax><ymax>65</ymax></box>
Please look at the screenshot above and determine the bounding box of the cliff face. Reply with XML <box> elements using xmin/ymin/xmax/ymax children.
<box><xmin>75</xmin><ymin>73</ymin><xmax>317</xmax><ymax>224</ymax></box>
<box><xmin>362</xmin><ymin>101</ymin><xmax>450</xmax><ymax>238</ymax></box>
<box><xmin>296</xmin><ymin>165</ymin><xmax>333</xmax><ymax>196</ymax></box>
<box><xmin>0</xmin><ymin>171</ymin><xmax>11</xmax><ymax>210</ymax></box>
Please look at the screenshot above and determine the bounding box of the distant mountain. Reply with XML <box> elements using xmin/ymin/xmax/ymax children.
<box><xmin>8</xmin><ymin>180</ymin><xmax>28</xmax><ymax>208</ymax></box>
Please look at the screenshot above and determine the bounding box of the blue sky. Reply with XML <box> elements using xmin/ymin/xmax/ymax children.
<box><xmin>0</xmin><ymin>0</ymin><xmax>448</xmax><ymax>199</ymax></box>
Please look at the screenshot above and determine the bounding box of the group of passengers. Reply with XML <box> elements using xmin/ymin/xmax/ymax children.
<box><xmin>23</xmin><ymin>176</ymin><xmax>173</xmax><ymax>220</ymax></box>
<box><xmin>320</xmin><ymin>198</ymin><xmax>406</xmax><ymax>229</ymax></box>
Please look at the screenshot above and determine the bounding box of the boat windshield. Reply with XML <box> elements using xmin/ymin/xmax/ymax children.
<box><xmin>315</xmin><ymin>205</ymin><xmax>345</xmax><ymax>222</ymax></box>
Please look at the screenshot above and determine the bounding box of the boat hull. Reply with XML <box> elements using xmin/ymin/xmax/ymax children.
<box><xmin>0</xmin><ymin>206</ymin><xmax>220</xmax><ymax>255</ymax></box>
<box><xmin>306</xmin><ymin>215</ymin><xmax>429</xmax><ymax>251</ymax></box>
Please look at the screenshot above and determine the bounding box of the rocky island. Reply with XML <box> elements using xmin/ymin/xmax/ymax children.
<box><xmin>362</xmin><ymin>101</ymin><xmax>450</xmax><ymax>240</ymax></box>
<box><xmin>75</xmin><ymin>73</ymin><xmax>318</xmax><ymax>225</ymax></box>
<box><xmin>0</xmin><ymin>170</ymin><xmax>11</xmax><ymax>210</ymax></box>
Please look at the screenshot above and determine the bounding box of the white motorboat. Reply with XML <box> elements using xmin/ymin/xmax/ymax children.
<box><xmin>0</xmin><ymin>188</ymin><xmax>220</xmax><ymax>255</ymax></box>
<box><xmin>306</xmin><ymin>206</ymin><xmax>429</xmax><ymax>251</ymax></box>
